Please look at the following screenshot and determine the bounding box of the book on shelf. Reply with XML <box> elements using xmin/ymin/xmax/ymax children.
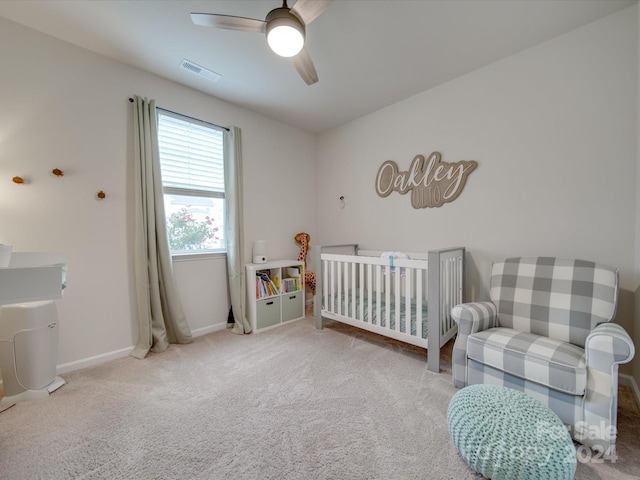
<box><xmin>255</xmin><ymin>271</ymin><xmax>279</xmax><ymax>299</ymax></box>
<box><xmin>281</xmin><ymin>277</ymin><xmax>299</xmax><ymax>293</ymax></box>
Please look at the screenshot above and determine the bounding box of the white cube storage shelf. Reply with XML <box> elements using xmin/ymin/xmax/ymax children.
<box><xmin>246</xmin><ymin>259</ymin><xmax>305</xmax><ymax>332</ymax></box>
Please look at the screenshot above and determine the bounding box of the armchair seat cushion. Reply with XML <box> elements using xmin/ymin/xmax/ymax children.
<box><xmin>467</xmin><ymin>327</ymin><xmax>586</xmax><ymax>395</ymax></box>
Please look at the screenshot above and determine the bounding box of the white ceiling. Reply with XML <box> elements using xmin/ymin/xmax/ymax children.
<box><xmin>0</xmin><ymin>0</ymin><xmax>635</xmax><ymax>133</ymax></box>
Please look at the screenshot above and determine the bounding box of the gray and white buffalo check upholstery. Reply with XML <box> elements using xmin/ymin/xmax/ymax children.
<box><xmin>452</xmin><ymin>257</ymin><xmax>634</xmax><ymax>451</ymax></box>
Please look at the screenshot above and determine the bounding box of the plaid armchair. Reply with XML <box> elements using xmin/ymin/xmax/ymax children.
<box><xmin>451</xmin><ymin>257</ymin><xmax>634</xmax><ymax>452</ymax></box>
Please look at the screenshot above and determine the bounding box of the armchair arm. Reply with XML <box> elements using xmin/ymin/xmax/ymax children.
<box><xmin>585</xmin><ymin>322</ymin><xmax>635</xmax><ymax>367</ymax></box>
<box><xmin>451</xmin><ymin>302</ymin><xmax>497</xmax><ymax>388</ymax></box>
<box><xmin>580</xmin><ymin>322</ymin><xmax>635</xmax><ymax>451</ymax></box>
<box><xmin>451</xmin><ymin>302</ymin><xmax>497</xmax><ymax>335</ymax></box>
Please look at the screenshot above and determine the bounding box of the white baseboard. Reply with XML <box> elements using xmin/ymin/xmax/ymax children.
<box><xmin>191</xmin><ymin>322</ymin><xmax>229</xmax><ymax>337</ymax></box>
<box><xmin>619</xmin><ymin>373</ymin><xmax>640</xmax><ymax>408</ymax></box>
<box><xmin>56</xmin><ymin>347</ymin><xmax>132</xmax><ymax>375</ymax></box>
<box><xmin>55</xmin><ymin>322</ymin><xmax>228</xmax><ymax>376</ymax></box>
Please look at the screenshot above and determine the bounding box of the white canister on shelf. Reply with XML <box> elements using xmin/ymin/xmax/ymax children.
<box><xmin>253</xmin><ymin>240</ymin><xmax>267</xmax><ymax>264</ymax></box>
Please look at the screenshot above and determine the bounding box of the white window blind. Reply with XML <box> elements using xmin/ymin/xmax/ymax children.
<box><xmin>157</xmin><ymin>109</ymin><xmax>226</xmax><ymax>254</ymax></box>
<box><xmin>157</xmin><ymin>112</ymin><xmax>224</xmax><ymax>196</ymax></box>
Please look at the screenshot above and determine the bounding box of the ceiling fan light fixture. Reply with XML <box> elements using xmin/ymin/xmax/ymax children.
<box><xmin>266</xmin><ymin>8</ymin><xmax>305</xmax><ymax>57</ymax></box>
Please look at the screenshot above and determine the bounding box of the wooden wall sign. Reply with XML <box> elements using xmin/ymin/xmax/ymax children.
<box><xmin>375</xmin><ymin>152</ymin><xmax>477</xmax><ymax>209</ymax></box>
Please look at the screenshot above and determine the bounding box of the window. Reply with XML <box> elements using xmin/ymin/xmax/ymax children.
<box><xmin>157</xmin><ymin>110</ymin><xmax>225</xmax><ymax>255</ymax></box>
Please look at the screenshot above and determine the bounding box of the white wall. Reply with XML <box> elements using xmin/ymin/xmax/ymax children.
<box><xmin>317</xmin><ymin>7</ymin><xmax>638</xmax><ymax>373</ymax></box>
<box><xmin>0</xmin><ymin>6</ymin><xmax>636</xmax><ymax>384</ymax></box>
<box><xmin>0</xmin><ymin>17</ymin><xmax>316</xmax><ymax>372</ymax></box>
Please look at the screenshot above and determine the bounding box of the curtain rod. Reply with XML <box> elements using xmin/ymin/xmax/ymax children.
<box><xmin>128</xmin><ymin>97</ymin><xmax>230</xmax><ymax>132</ymax></box>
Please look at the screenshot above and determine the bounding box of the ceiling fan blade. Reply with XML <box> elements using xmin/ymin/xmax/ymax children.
<box><xmin>190</xmin><ymin>13</ymin><xmax>266</xmax><ymax>33</ymax></box>
<box><xmin>292</xmin><ymin>47</ymin><xmax>318</xmax><ymax>85</ymax></box>
<box><xmin>290</xmin><ymin>0</ymin><xmax>333</xmax><ymax>25</ymax></box>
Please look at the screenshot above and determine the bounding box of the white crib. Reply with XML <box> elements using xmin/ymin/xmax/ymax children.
<box><xmin>314</xmin><ymin>245</ymin><xmax>465</xmax><ymax>372</ymax></box>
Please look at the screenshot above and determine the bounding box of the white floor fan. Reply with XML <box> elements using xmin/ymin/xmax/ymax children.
<box><xmin>191</xmin><ymin>0</ymin><xmax>332</xmax><ymax>85</ymax></box>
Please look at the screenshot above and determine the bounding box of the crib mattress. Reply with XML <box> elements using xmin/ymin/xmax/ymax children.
<box><xmin>323</xmin><ymin>289</ymin><xmax>428</xmax><ymax>339</ymax></box>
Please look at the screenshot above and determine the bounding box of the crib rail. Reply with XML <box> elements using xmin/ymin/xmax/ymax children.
<box><xmin>427</xmin><ymin>247</ymin><xmax>464</xmax><ymax>372</ymax></box>
<box><xmin>321</xmin><ymin>253</ymin><xmax>428</xmax><ymax>339</ymax></box>
<box><xmin>314</xmin><ymin>244</ymin><xmax>465</xmax><ymax>373</ymax></box>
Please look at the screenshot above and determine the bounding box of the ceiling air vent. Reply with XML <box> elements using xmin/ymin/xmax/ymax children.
<box><xmin>180</xmin><ymin>59</ymin><xmax>221</xmax><ymax>83</ymax></box>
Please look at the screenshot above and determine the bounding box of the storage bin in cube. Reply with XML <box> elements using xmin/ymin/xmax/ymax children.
<box><xmin>0</xmin><ymin>300</ymin><xmax>65</xmax><ymax>403</ymax></box>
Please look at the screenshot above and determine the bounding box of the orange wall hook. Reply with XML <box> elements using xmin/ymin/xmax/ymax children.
<box><xmin>52</xmin><ymin>168</ymin><xmax>64</xmax><ymax>177</ymax></box>
<box><xmin>12</xmin><ymin>176</ymin><xmax>25</xmax><ymax>185</ymax></box>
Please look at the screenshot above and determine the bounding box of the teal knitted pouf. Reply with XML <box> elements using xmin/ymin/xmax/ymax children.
<box><xmin>447</xmin><ymin>384</ymin><xmax>577</xmax><ymax>480</ymax></box>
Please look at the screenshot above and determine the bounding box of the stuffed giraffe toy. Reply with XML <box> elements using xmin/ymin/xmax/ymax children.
<box><xmin>294</xmin><ymin>232</ymin><xmax>316</xmax><ymax>296</ymax></box>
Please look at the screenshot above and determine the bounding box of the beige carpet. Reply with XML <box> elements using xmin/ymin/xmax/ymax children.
<box><xmin>0</xmin><ymin>316</ymin><xmax>639</xmax><ymax>479</ymax></box>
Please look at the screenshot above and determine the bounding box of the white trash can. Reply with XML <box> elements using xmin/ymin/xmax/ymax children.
<box><xmin>0</xmin><ymin>300</ymin><xmax>65</xmax><ymax>403</ymax></box>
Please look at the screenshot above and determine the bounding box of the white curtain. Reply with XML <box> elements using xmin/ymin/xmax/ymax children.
<box><xmin>224</xmin><ymin>127</ymin><xmax>251</xmax><ymax>334</ymax></box>
<box><xmin>130</xmin><ymin>95</ymin><xmax>193</xmax><ymax>359</ymax></box>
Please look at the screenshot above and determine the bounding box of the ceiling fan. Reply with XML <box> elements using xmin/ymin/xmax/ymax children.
<box><xmin>191</xmin><ymin>0</ymin><xmax>333</xmax><ymax>85</ymax></box>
